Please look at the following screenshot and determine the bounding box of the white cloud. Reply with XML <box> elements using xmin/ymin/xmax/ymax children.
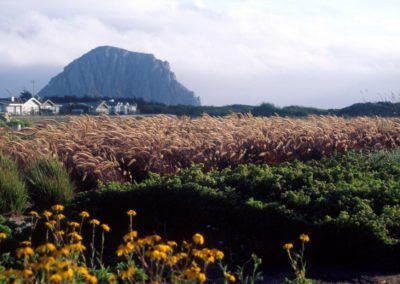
<box><xmin>0</xmin><ymin>0</ymin><xmax>400</xmax><ymax>107</ymax></box>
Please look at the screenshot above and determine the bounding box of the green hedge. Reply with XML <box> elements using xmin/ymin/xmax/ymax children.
<box><xmin>71</xmin><ymin>151</ymin><xmax>400</xmax><ymax>269</ymax></box>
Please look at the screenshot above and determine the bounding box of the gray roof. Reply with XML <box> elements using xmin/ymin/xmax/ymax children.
<box><xmin>0</xmin><ymin>97</ymin><xmax>25</xmax><ymax>104</ymax></box>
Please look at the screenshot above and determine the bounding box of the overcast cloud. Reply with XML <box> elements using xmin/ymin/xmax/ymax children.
<box><xmin>1</xmin><ymin>0</ymin><xmax>400</xmax><ymax>107</ymax></box>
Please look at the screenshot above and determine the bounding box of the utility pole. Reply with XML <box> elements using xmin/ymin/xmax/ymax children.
<box><xmin>31</xmin><ymin>80</ymin><xmax>35</xmax><ymax>96</ymax></box>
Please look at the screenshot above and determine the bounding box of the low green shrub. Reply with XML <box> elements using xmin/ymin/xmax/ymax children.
<box><xmin>26</xmin><ymin>158</ymin><xmax>74</xmax><ymax>209</ymax></box>
<box><xmin>7</xmin><ymin>118</ymin><xmax>33</xmax><ymax>128</ymax></box>
<box><xmin>0</xmin><ymin>155</ymin><xmax>28</xmax><ymax>214</ymax></box>
<box><xmin>71</xmin><ymin>151</ymin><xmax>400</xmax><ymax>269</ymax></box>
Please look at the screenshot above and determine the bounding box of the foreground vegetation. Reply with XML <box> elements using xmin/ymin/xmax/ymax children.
<box><xmin>0</xmin><ymin>115</ymin><xmax>399</xmax><ymax>281</ymax></box>
<box><xmin>70</xmin><ymin>151</ymin><xmax>400</xmax><ymax>269</ymax></box>
<box><xmin>1</xmin><ymin>149</ymin><xmax>399</xmax><ymax>270</ymax></box>
<box><xmin>0</xmin><ymin>206</ymin><xmax>246</xmax><ymax>283</ymax></box>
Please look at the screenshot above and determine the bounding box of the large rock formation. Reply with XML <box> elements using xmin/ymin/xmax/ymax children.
<box><xmin>38</xmin><ymin>46</ymin><xmax>200</xmax><ymax>105</ymax></box>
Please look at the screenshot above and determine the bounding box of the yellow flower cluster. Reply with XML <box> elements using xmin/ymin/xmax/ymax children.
<box><xmin>1</xmin><ymin>205</ymin><xmax>98</xmax><ymax>283</ymax></box>
<box><xmin>0</xmin><ymin>205</ymin><xmax>237</xmax><ymax>283</ymax></box>
<box><xmin>114</xmin><ymin>210</ymin><xmax>235</xmax><ymax>282</ymax></box>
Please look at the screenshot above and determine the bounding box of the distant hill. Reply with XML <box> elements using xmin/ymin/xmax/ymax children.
<box><xmin>38</xmin><ymin>46</ymin><xmax>200</xmax><ymax>106</ymax></box>
<box><xmin>332</xmin><ymin>101</ymin><xmax>400</xmax><ymax>117</ymax></box>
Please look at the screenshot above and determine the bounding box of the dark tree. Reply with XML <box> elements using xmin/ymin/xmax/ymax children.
<box><xmin>20</xmin><ymin>90</ymin><xmax>33</xmax><ymax>101</ymax></box>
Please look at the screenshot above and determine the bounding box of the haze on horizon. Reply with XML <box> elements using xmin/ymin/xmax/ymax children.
<box><xmin>0</xmin><ymin>0</ymin><xmax>400</xmax><ymax>108</ymax></box>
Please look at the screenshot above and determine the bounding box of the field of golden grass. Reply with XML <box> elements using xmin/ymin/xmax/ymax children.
<box><xmin>1</xmin><ymin>114</ymin><xmax>399</xmax><ymax>184</ymax></box>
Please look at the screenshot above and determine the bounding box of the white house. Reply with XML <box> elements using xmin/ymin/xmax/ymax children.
<box><xmin>22</xmin><ymin>97</ymin><xmax>41</xmax><ymax>115</ymax></box>
<box><xmin>93</xmin><ymin>101</ymin><xmax>109</xmax><ymax>114</ymax></box>
<box><xmin>108</xmin><ymin>100</ymin><xmax>138</xmax><ymax>115</ymax></box>
<box><xmin>0</xmin><ymin>97</ymin><xmax>41</xmax><ymax>115</ymax></box>
<box><xmin>64</xmin><ymin>101</ymin><xmax>110</xmax><ymax>115</ymax></box>
<box><xmin>41</xmin><ymin>99</ymin><xmax>61</xmax><ymax>114</ymax></box>
<box><xmin>127</xmin><ymin>103</ymin><xmax>138</xmax><ymax>114</ymax></box>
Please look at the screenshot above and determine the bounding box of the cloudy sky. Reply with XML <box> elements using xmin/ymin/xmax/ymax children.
<box><xmin>1</xmin><ymin>0</ymin><xmax>400</xmax><ymax>107</ymax></box>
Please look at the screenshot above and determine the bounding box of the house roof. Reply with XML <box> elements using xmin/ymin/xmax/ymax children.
<box><xmin>0</xmin><ymin>97</ymin><xmax>42</xmax><ymax>105</ymax></box>
<box><xmin>0</xmin><ymin>97</ymin><xmax>25</xmax><ymax>104</ymax></box>
<box><xmin>42</xmin><ymin>99</ymin><xmax>56</xmax><ymax>106</ymax></box>
<box><xmin>67</xmin><ymin>101</ymin><xmax>109</xmax><ymax>109</ymax></box>
<box><xmin>26</xmin><ymin>97</ymin><xmax>42</xmax><ymax>106</ymax></box>
<box><xmin>107</xmin><ymin>100</ymin><xmax>137</xmax><ymax>107</ymax></box>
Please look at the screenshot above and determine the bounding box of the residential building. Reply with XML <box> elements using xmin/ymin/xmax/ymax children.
<box><xmin>108</xmin><ymin>99</ymin><xmax>138</xmax><ymax>115</ymax></box>
<box><xmin>41</xmin><ymin>99</ymin><xmax>62</xmax><ymax>114</ymax></box>
<box><xmin>61</xmin><ymin>101</ymin><xmax>110</xmax><ymax>115</ymax></box>
<box><xmin>0</xmin><ymin>96</ymin><xmax>41</xmax><ymax>115</ymax></box>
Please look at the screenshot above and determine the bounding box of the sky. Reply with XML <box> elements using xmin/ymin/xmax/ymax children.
<box><xmin>1</xmin><ymin>0</ymin><xmax>400</xmax><ymax>108</ymax></box>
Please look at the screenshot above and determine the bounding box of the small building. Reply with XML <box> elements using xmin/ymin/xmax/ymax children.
<box><xmin>0</xmin><ymin>96</ymin><xmax>41</xmax><ymax>115</ymax></box>
<box><xmin>92</xmin><ymin>101</ymin><xmax>109</xmax><ymax>114</ymax></box>
<box><xmin>127</xmin><ymin>103</ymin><xmax>138</xmax><ymax>114</ymax></box>
<box><xmin>61</xmin><ymin>101</ymin><xmax>110</xmax><ymax>115</ymax></box>
<box><xmin>108</xmin><ymin>99</ymin><xmax>138</xmax><ymax>115</ymax></box>
<box><xmin>41</xmin><ymin>99</ymin><xmax>61</xmax><ymax>115</ymax></box>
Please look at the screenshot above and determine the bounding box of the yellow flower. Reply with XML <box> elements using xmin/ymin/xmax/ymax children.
<box><xmin>299</xmin><ymin>234</ymin><xmax>310</xmax><ymax>243</ymax></box>
<box><xmin>67</xmin><ymin>242</ymin><xmax>86</xmax><ymax>253</ymax></box>
<box><xmin>167</xmin><ymin>241</ymin><xmax>178</xmax><ymax>247</ymax></box>
<box><xmin>283</xmin><ymin>243</ymin><xmax>294</xmax><ymax>250</ymax></box>
<box><xmin>225</xmin><ymin>272</ymin><xmax>236</xmax><ymax>282</ymax></box>
<box><xmin>213</xmin><ymin>249</ymin><xmax>224</xmax><ymax>260</ymax></box>
<box><xmin>116</xmin><ymin>242</ymin><xmax>134</xmax><ymax>256</ymax></box>
<box><xmin>155</xmin><ymin>244</ymin><xmax>173</xmax><ymax>253</ymax></box>
<box><xmin>43</xmin><ymin>210</ymin><xmax>52</xmax><ymax>218</ymax></box>
<box><xmin>119</xmin><ymin>265</ymin><xmax>136</xmax><ymax>280</ymax></box>
<box><xmin>101</xmin><ymin>224</ymin><xmax>111</xmax><ymax>232</ymax></box>
<box><xmin>28</xmin><ymin>211</ymin><xmax>39</xmax><ymax>218</ymax></box>
<box><xmin>76</xmin><ymin>266</ymin><xmax>89</xmax><ymax>276</ymax></box>
<box><xmin>55</xmin><ymin>213</ymin><xmax>65</xmax><ymax>220</ymax></box>
<box><xmin>89</xmin><ymin>219</ymin><xmax>100</xmax><ymax>226</ymax></box>
<box><xmin>123</xmin><ymin>231</ymin><xmax>138</xmax><ymax>242</ymax></box>
<box><xmin>85</xmin><ymin>274</ymin><xmax>98</xmax><ymax>284</ymax></box>
<box><xmin>126</xmin><ymin>209</ymin><xmax>137</xmax><ymax>216</ymax></box>
<box><xmin>57</xmin><ymin>260</ymin><xmax>72</xmax><ymax>269</ymax></box>
<box><xmin>36</xmin><ymin>243</ymin><xmax>56</xmax><ymax>254</ymax></box>
<box><xmin>184</xmin><ymin>262</ymin><xmax>202</xmax><ymax>280</ymax></box>
<box><xmin>19</xmin><ymin>241</ymin><xmax>31</xmax><ymax>247</ymax></box>
<box><xmin>61</xmin><ymin>268</ymin><xmax>74</xmax><ymax>280</ymax></box>
<box><xmin>68</xmin><ymin>221</ymin><xmax>80</xmax><ymax>228</ymax></box>
<box><xmin>22</xmin><ymin>269</ymin><xmax>34</xmax><ymax>278</ymax></box>
<box><xmin>169</xmin><ymin>255</ymin><xmax>179</xmax><ymax>265</ymax></box>
<box><xmin>79</xmin><ymin>211</ymin><xmax>90</xmax><ymax>218</ymax></box>
<box><xmin>56</xmin><ymin>230</ymin><xmax>65</xmax><ymax>237</ymax></box>
<box><xmin>0</xmin><ymin>232</ymin><xmax>7</xmax><ymax>240</ymax></box>
<box><xmin>51</xmin><ymin>204</ymin><xmax>64</xmax><ymax>212</ymax></box>
<box><xmin>198</xmin><ymin>273</ymin><xmax>206</xmax><ymax>283</ymax></box>
<box><xmin>55</xmin><ymin>247</ymin><xmax>70</xmax><ymax>257</ymax></box>
<box><xmin>38</xmin><ymin>256</ymin><xmax>56</xmax><ymax>271</ymax></box>
<box><xmin>108</xmin><ymin>273</ymin><xmax>118</xmax><ymax>283</ymax></box>
<box><xmin>69</xmin><ymin>232</ymin><xmax>83</xmax><ymax>242</ymax></box>
<box><xmin>49</xmin><ymin>274</ymin><xmax>62</xmax><ymax>283</ymax></box>
<box><xmin>16</xmin><ymin>247</ymin><xmax>34</xmax><ymax>258</ymax></box>
<box><xmin>192</xmin><ymin>233</ymin><xmax>205</xmax><ymax>245</ymax></box>
<box><xmin>45</xmin><ymin>221</ymin><xmax>55</xmax><ymax>230</ymax></box>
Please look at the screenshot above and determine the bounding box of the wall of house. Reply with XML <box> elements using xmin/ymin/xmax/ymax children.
<box><xmin>96</xmin><ymin>105</ymin><xmax>109</xmax><ymax>114</ymax></box>
<box><xmin>22</xmin><ymin>100</ymin><xmax>40</xmax><ymax>115</ymax></box>
<box><xmin>41</xmin><ymin>104</ymin><xmax>60</xmax><ymax>114</ymax></box>
<box><xmin>6</xmin><ymin>105</ymin><xmax>22</xmax><ymax>115</ymax></box>
<box><xmin>129</xmin><ymin>105</ymin><xmax>137</xmax><ymax>113</ymax></box>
